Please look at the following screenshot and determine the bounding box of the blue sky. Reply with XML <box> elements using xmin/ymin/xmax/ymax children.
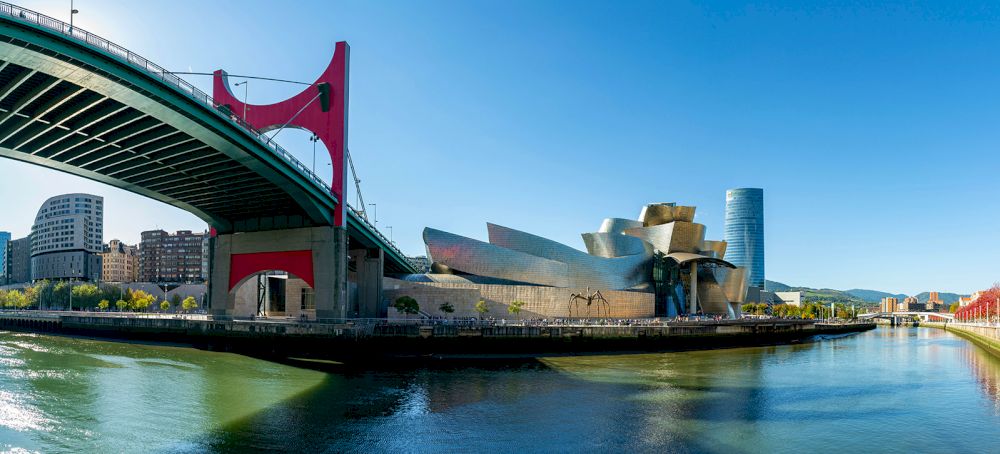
<box><xmin>3</xmin><ymin>0</ymin><xmax>999</xmax><ymax>294</ymax></box>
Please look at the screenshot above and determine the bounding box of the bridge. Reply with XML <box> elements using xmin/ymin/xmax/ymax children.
<box><xmin>0</xmin><ymin>2</ymin><xmax>415</xmax><ymax>318</ymax></box>
<box><xmin>859</xmin><ymin>311</ymin><xmax>954</xmax><ymax>322</ymax></box>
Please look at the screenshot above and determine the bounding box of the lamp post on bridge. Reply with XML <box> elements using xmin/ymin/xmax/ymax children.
<box><xmin>386</xmin><ymin>226</ymin><xmax>393</xmax><ymax>244</ymax></box>
<box><xmin>309</xmin><ymin>134</ymin><xmax>319</xmax><ymax>173</ymax></box>
<box><xmin>69</xmin><ymin>0</ymin><xmax>78</xmax><ymax>31</ymax></box>
<box><xmin>233</xmin><ymin>81</ymin><xmax>248</xmax><ymax>121</ymax></box>
<box><xmin>368</xmin><ymin>203</ymin><xmax>377</xmax><ymax>228</ymax></box>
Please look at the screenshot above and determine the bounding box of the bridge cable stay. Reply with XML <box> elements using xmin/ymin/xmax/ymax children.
<box><xmin>175</xmin><ymin>71</ymin><xmax>377</xmax><ymax>235</ymax></box>
<box><xmin>265</xmin><ymin>92</ymin><xmax>322</xmax><ymax>145</ymax></box>
<box><xmin>346</xmin><ymin>147</ymin><xmax>368</xmax><ymax>222</ymax></box>
<box><xmin>170</xmin><ymin>72</ymin><xmax>314</xmax><ymax>86</ymax></box>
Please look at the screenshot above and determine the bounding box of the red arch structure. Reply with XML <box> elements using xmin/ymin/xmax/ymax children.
<box><xmin>212</xmin><ymin>42</ymin><xmax>350</xmax><ymax>227</ymax></box>
<box><xmin>228</xmin><ymin>250</ymin><xmax>315</xmax><ymax>291</ymax></box>
<box><xmin>213</xmin><ymin>43</ymin><xmax>350</xmax><ymax>299</ymax></box>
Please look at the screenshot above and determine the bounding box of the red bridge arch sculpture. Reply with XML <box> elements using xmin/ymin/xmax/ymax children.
<box><xmin>212</xmin><ymin>41</ymin><xmax>350</xmax><ymax>227</ymax></box>
<box><xmin>212</xmin><ymin>43</ymin><xmax>351</xmax><ymax>300</ymax></box>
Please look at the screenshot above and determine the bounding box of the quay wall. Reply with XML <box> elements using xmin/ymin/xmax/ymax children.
<box><xmin>0</xmin><ymin>313</ymin><xmax>875</xmax><ymax>360</ymax></box>
<box><xmin>930</xmin><ymin>322</ymin><xmax>1000</xmax><ymax>358</ymax></box>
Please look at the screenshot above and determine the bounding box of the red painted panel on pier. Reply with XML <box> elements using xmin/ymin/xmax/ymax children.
<box><xmin>229</xmin><ymin>250</ymin><xmax>314</xmax><ymax>290</ymax></box>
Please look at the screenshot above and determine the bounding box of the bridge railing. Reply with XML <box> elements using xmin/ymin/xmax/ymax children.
<box><xmin>0</xmin><ymin>2</ymin><xmax>329</xmax><ymax>194</ymax></box>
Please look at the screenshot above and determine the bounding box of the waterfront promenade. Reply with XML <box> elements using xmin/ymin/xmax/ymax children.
<box><xmin>0</xmin><ymin>310</ymin><xmax>874</xmax><ymax>360</ymax></box>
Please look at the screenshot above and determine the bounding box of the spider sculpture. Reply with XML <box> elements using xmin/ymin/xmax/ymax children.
<box><xmin>568</xmin><ymin>287</ymin><xmax>611</xmax><ymax>318</ymax></box>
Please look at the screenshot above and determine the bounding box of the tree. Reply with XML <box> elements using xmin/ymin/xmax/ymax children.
<box><xmin>23</xmin><ymin>286</ymin><xmax>38</xmax><ymax>309</ymax></box>
<box><xmin>33</xmin><ymin>280</ymin><xmax>52</xmax><ymax>309</ymax></box>
<box><xmin>392</xmin><ymin>296</ymin><xmax>419</xmax><ymax>317</ymax></box>
<box><xmin>181</xmin><ymin>296</ymin><xmax>198</xmax><ymax>313</ymax></box>
<box><xmin>171</xmin><ymin>293</ymin><xmax>182</xmax><ymax>309</ymax></box>
<box><xmin>52</xmin><ymin>281</ymin><xmax>71</xmax><ymax>310</ymax></box>
<box><xmin>128</xmin><ymin>290</ymin><xmax>156</xmax><ymax>312</ymax></box>
<box><xmin>949</xmin><ymin>302</ymin><xmax>960</xmax><ymax>313</ymax></box>
<box><xmin>71</xmin><ymin>284</ymin><xmax>101</xmax><ymax>310</ymax></box>
<box><xmin>508</xmin><ymin>300</ymin><xmax>525</xmax><ymax>320</ymax></box>
<box><xmin>160</xmin><ymin>300</ymin><xmax>171</xmax><ymax>312</ymax></box>
<box><xmin>98</xmin><ymin>299</ymin><xmax>110</xmax><ymax>311</ymax></box>
<box><xmin>10</xmin><ymin>291</ymin><xmax>29</xmax><ymax>309</ymax></box>
<box><xmin>115</xmin><ymin>300</ymin><xmax>128</xmax><ymax>311</ymax></box>
<box><xmin>475</xmin><ymin>300</ymin><xmax>489</xmax><ymax>317</ymax></box>
<box><xmin>438</xmin><ymin>302</ymin><xmax>455</xmax><ymax>314</ymax></box>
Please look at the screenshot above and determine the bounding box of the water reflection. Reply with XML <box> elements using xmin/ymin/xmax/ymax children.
<box><xmin>3</xmin><ymin>328</ymin><xmax>1000</xmax><ymax>452</ymax></box>
<box><xmin>959</xmin><ymin>334</ymin><xmax>1000</xmax><ymax>411</ymax></box>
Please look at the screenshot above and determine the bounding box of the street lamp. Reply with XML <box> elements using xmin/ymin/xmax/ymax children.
<box><xmin>386</xmin><ymin>225</ymin><xmax>393</xmax><ymax>244</ymax></box>
<box><xmin>368</xmin><ymin>203</ymin><xmax>377</xmax><ymax>227</ymax></box>
<box><xmin>69</xmin><ymin>0</ymin><xmax>79</xmax><ymax>31</ymax></box>
<box><xmin>233</xmin><ymin>81</ymin><xmax>248</xmax><ymax>121</ymax></box>
<box><xmin>309</xmin><ymin>134</ymin><xmax>320</xmax><ymax>173</ymax></box>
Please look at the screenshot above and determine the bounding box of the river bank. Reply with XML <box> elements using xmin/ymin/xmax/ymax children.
<box><xmin>922</xmin><ymin>321</ymin><xmax>1000</xmax><ymax>358</ymax></box>
<box><xmin>0</xmin><ymin>312</ymin><xmax>875</xmax><ymax>361</ymax></box>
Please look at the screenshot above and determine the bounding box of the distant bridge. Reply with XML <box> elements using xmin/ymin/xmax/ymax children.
<box><xmin>858</xmin><ymin>312</ymin><xmax>954</xmax><ymax>321</ymax></box>
<box><xmin>0</xmin><ymin>2</ymin><xmax>414</xmax><ymax>318</ymax></box>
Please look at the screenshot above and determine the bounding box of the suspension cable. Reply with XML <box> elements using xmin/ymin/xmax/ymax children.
<box><xmin>170</xmin><ymin>72</ymin><xmax>313</xmax><ymax>86</ymax></box>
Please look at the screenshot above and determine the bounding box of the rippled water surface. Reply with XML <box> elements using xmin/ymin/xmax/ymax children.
<box><xmin>1</xmin><ymin>327</ymin><xmax>999</xmax><ymax>452</ymax></box>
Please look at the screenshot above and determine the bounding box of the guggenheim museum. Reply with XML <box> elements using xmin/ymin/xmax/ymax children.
<box><xmin>386</xmin><ymin>202</ymin><xmax>749</xmax><ymax>320</ymax></box>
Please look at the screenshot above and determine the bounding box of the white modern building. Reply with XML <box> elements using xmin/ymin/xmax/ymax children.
<box><xmin>30</xmin><ymin>194</ymin><xmax>104</xmax><ymax>282</ymax></box>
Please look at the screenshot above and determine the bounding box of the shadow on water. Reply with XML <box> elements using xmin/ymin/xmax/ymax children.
<box><xmin>180</xmin><ymin>335</ymin><xmax>893</xmax><ymax>453</ymax></box>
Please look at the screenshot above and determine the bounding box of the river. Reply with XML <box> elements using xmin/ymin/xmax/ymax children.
<box><xmin>0</xmin><ymin>327</ymin><xmax>998</xmax><ymax>452</ymax></box>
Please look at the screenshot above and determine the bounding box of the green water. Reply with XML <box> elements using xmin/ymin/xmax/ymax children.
<box><xmin>1</xmin><ymin>327</ymin><xmax>998</xmax><ymax>452</ymax></box>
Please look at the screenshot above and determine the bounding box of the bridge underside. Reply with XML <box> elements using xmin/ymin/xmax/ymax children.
<box><xmin>0</xmin><ymin>56</ymin><xmax>325</xmax><ymax>232</ymax></box>
<box><xmin>0</xmin><ymin>10</ymin><xmax>415</xmax><ymax>318</ymax></box>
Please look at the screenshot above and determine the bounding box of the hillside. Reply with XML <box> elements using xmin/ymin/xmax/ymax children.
<box><xmin>765</xmin><ymin>281</ymin><xmax>869</xmax><ymax>305</ymax></box>
<box><xmin>766</xmin><ymin>280</ymin><xmax>967</xmax><ymax>305</ymax></box>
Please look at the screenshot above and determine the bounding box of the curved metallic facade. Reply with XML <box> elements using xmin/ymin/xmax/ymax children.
<box><xmin>582</xmin><ymin>232</ymin><xmax>649</xmax><ymax>258</ymax></box>
<box><xmin>421</xmin><ymin>202</ymin><xmax>752</xmax><ymax>317</ymax></box>
<box><xmin>639</xmin><ymin>203</ymin><xmax>696</xmax><ymax>226</ymax></box>
<box><xmin>725</xmin><ymin>188</ymin><xmax>764</xmax><ymax>288</ymax></box>
<box><xmin>624</xmin><ymin>221</ymin><xmax>705</xmax><ymax>254</ymax></box>
<box><xmin>423</xmin><ymin>228</ymin><xmax>569</xmax><ymax>288</ymax></box>
<box><xmin>487</xmin><ymin>223</ymin><xmax>651</xmax><ymax>290</ymax></box>
<box><xmin>598</xmin><ymin>218</ymin><xmax>643</xmax><ymax>234</ymax></box>
<box><xmin>698</xmin><ymin>240</ymin><xmax>727</xmax><ymax>260</ymax></box>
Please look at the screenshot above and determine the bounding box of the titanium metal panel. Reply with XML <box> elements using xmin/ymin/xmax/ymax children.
<box><xmin>699</xmin><ymin>240</ymin><xmax>727</xmax><ymax>260</ymax></box>
<box><xmin>598</xmin><ymin>218</ymin><xmax>644</xmax><ymax>234</ymax></box>
<box><xmin>665</xmin><ymin>252</ymin><xmax>735</xmax><ymax>268</ymax></box>
<box><xmin>624</xmin><ymin>221</ymin><xmax>706</xmax><ymax>253</ymax></box>
<box><xmin>581</xmin><ymin>232</ymin><xmax>650</xmax><ymax>258</ymax></box>
<box><xmin>714</xmin><ymin>266</ymin><xmax>749</xmax><ymax>304</ymax></box>
<box><xmin>639</xmin><ymin>203</ymin><xmax>696</xmax><ymax>226</ymax></box>
<box><xmin>697</xmin><ymin>273</ymin><xmax>734</xmax><ymax>316</ymax></box>
<box><xmin>424</xmin><ymin>228</ymin><xmax>570</xmax><ymax>287</ymax></box>
<box><xmin>486</xmin><ymin>223</ymin><xmax>652</xmax><ymax>290</ymax></box>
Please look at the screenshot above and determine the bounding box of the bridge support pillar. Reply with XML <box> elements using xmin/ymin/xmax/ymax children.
<box><xmin>350</xmin><ymin>247</ymin><xmax>384</xmax><ymax>318</ymax></box>
<box><xmin>209</xmin><ymin>226</ymin><xmax>347</xmax><ymax>320</ymax></box>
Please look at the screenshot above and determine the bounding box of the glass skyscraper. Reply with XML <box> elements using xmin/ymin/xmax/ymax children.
<box><xmin>0</xmin><ymin>231</ymin><xmax>10</xmax><ymax>281</ymax></box>
<box><xmin>724</xmin><ymin>188</ymin><xmax>764</xmax><ymax>288</ymax></box>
